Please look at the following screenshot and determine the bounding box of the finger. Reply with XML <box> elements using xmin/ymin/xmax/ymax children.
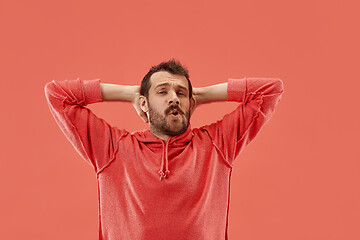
<box><xmin>141</xmin><ymin>112</ymin><xmax>148</xmax><ymax>123</ymax></box>
<box><xmin>142</xmin><ymin>115</ymin><xmax>148</xmax><ymax>123</ymax></box>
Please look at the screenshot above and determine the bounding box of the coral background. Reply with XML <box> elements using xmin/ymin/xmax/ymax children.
<box><xmin>0</xmin><ymin>0</ymin><xmax>359</xmax><ymax>239</ymax></box>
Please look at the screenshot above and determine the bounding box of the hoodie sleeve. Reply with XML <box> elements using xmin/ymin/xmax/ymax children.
<box><xmin>200</xmin><ymin>77</ymin><xmax>284</xmax><ymax>167</ymax></box>
<box><xmin>44</xmin><ymin>77</ymin><xmax>127</xmax><ymax>174</ymax></box>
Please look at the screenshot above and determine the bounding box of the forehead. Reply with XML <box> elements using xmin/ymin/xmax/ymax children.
<box><xmin>149</xmin><ymin>71</ymin><xmax>189</xmax><ymax>91</ymax></box>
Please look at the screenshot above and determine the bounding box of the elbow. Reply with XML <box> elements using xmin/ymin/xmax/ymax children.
<box><xmin>44</xmin><ymin>80</ymin><xmax>58</xmax><ymax>101</ymax></box>
<box><xmin>272</xmin><ymin>78</ymin><xmax>284</xmax><ymax>93</ymax></box>
<box><xmin>44</xmin><ymin>81</ymin><xmax>54</xmax><ymax>93</ymax></box>
<box><xmin>44</xmin><ymin>81</ymin><xmax>52</xmax><ymax>98</ymax></box>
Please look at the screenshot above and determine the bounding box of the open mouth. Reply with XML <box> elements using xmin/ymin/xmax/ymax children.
<box><xmin>170</xmin><ymin>109</ymin><xmax>180</xmax><ymax>117</ymax></box>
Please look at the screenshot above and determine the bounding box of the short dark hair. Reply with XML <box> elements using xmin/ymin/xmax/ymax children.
<box><xmin>140</xmin><ymin>58</ymin><xmax>192</xmax><ymax>98</ymax></box>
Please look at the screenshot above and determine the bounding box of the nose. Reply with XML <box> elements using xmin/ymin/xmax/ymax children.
<box><xmin>168</xmin><ymin>91</ymin><xmax>179</xmax><ymax>105</ymax></box>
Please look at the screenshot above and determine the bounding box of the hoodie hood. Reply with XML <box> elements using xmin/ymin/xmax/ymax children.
<box><xmin>132</xmin><ymin>125</ymin><xmax>193</xmax><ymax>181</ymax></box>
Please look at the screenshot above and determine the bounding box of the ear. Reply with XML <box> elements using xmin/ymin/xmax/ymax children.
<box><xmin>139</xmin><ymin>95</ymin><xmax>149</xmax><ymax>113</ymax></box>
<box><xmin>189</xmin><ymin>96</ymin><xmax>196</xmax><ymax>116</ymax></box>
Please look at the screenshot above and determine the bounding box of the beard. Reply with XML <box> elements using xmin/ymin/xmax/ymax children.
<box><xmin>148</xmin><ymin>103</ymin><xmax>190</xmax><ymax>137</ymax></box>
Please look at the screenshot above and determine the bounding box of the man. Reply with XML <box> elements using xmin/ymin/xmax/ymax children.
<box><xmin>44</xmin><ymin>58</ymin><xmax>284</xmax><ymax>240</ymax></box>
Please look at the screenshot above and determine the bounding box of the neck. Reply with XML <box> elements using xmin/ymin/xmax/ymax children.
<box><xmin>149</xmin><ymin>126</ymin><xmax>170</xmax><ymax>141</ymax></box>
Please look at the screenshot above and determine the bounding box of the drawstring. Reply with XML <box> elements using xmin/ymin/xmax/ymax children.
<box><xmin>158</xmin><ymin>140</ymin><xmax>170</xmax><ymax>181</ymax></box>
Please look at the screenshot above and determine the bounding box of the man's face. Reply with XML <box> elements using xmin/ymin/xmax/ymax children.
<box><xmin>145</xmin><ymin>71</ymin><xmax>193</xmax><ymax>137</ymax></box>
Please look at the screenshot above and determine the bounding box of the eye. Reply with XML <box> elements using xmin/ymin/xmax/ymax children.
<box><xmin>158</xmin><ymin>91</ymin><xmax>167</xmax><ymax>94</ymax></box>
<box><xmin>178</xmin><ymin>92</ymin><xmax>185</xmax><ymax>96</ymax></box>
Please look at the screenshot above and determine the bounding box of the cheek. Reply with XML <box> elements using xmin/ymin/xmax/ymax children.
<box><xmin>181</xmin><ymin>100</ymin><xmax>190</xmax><ymax>111</ymax></box>
<box><xmin>150</xmin><ymin>102</ymin><xmax>165</xmax><ymax>114</ymax></box>
<box><xmin>148</xmin><ymin>97</ymin><xmax>160</xmax><ymax>109</ymax></box>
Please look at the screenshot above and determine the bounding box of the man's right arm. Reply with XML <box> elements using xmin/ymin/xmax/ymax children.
<box><xmin>100</xmin><ymin>83</ymin><xmax>139</xmax><ymax>101</ymax></box>
<box><xmin>44</xmin><ymin>78</ymin><xmax>140</xmax><ymax>174</ymax></box>
<box><xmin>100</xmin><ymin>83</ymin><xmax>148</xmax><ymax>123</ymax></box>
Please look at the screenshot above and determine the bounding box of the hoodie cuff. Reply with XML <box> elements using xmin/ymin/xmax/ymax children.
<box><xmin>81</xmin><ymin>78</ymin><xmax>103</xmax><ymax>105</ymax></box>
<box><xmin>227</xmin><ymin>77</ymin><xmax>247</xmax><ymax>102</ymax></box>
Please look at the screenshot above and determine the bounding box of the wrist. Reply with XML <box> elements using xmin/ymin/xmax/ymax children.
<box><xmin>193</xmin><ymin>83</ymin><xmax>228</xmax><ymax>104</ymax></box>
<box><xmin>100</xmin><ymin>83</ymin><xmax>140</xmax><ymax>102</ymax></box>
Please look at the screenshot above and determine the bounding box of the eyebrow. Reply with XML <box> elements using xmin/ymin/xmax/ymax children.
<box><xmin>155</xmin><ymin>82</ymin><xmax>188</xmax><ymax>92</ymax></box>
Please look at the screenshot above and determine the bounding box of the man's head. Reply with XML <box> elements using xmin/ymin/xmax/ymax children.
<box><xmin>140</xmin><ymin>58</ymin><xmax>193</xmax><ymax>98</ymax></box>
<box><xmin>139</xmin><ymin>59</ymin><xmax>195</xmax><ymax>139</ymax></box>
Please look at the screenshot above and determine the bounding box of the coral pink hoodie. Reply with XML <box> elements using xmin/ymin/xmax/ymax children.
<box><xmin>44</xmin><ymin>77</ymin><xmax>284</xmax><ymax>240</ymax></box>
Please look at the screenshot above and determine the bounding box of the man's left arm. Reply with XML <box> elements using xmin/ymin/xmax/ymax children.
<box><xmin>193</xmin><ymin>77</ymin><xmax>284</xmax><ymax>167</ymax></box>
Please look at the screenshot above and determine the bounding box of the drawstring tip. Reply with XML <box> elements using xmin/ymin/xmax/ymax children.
<box><xmin>158</xmin><ymin>170</ymin><xmax>165</xmax><ymax>181</ymax></box>
<box><xmin>158</xmin><ymin>170</ymin><xmax>170</xmax><ymax>181</ymax></box>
